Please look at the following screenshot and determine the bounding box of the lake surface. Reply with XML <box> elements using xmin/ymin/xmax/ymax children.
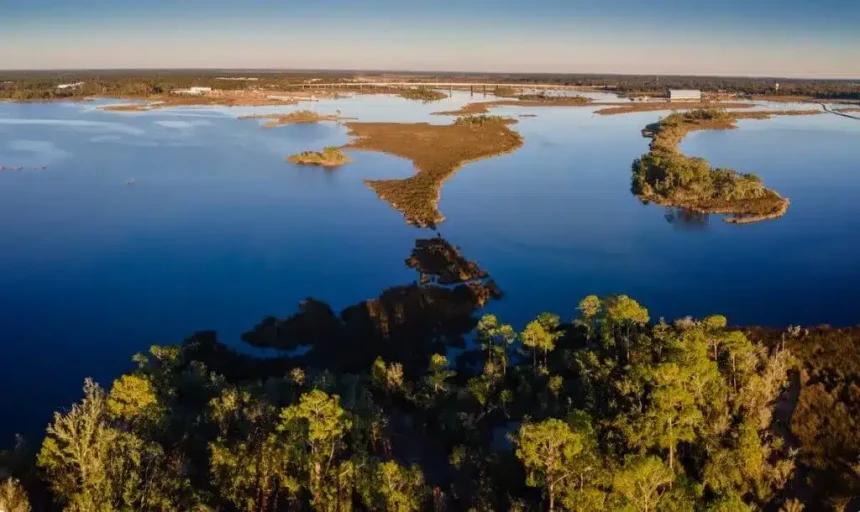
<box><xmin>1</xmin><ymin>94</ymin><xmax>859</xmax><ymax>441</ymax></box>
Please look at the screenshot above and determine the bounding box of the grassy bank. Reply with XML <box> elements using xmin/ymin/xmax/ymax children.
<box><xmin>343</xmin><ymin>116</ymin><xmax>523</xmax><ymax>227</ymax></box>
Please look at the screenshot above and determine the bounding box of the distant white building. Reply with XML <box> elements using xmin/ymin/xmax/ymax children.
<box><xmin>57</xmin><ymin>82</ymin><xmax>84</xmax><ymax>90</ymax></box>
<box><xmin>172</xmin><ymin>86</ymin><xmax>212</xmax><ymax>95</ymax></box>
<box><xmin>669</xmin><ymin>89</ymin><xmax>702</xmax><ymax>102</ymax></box>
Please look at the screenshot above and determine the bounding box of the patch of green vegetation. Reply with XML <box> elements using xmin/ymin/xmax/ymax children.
<box><xmin>493</xmin><ymin>86</ymin><xmax>518</xmax><ymax>97</ymax></box>
<box><xmin>453</xmin><ymin>114</ymin><xmax>511</xmax><ymax>127</ymax></box>
<box><xmin>6</xmin><ymin>284</ymin><xmax>855</xmax><ymax>510</ymax></box>
<box><xmin>398</xmin><ymin>86</ymin><xmax>447</xmax><ymax>102</ymax></box>
<box><xmin>1</xmin><ymin>230</ymin><xmax>857</xmax><ymax>511</ymax></box>
<box><xmin>287</xmin><ymin>146</ymin><xmax>351</xmax><ymax>167</ymax></box>
<box><xmin>633</xmin><ymin>146</ymin><xmax>768</xmax><ymax>202</ymax></box>
<box><xmin>516</xmin><ymin>93</ymin><xmax>590</xmax><ymax>104</ymax></box>
<box><xmin>632</xmin><ymin>109</ymin><xmax>788</xmax><ymax>222</ymax></box>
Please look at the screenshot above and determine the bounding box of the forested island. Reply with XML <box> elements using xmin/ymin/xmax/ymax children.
<box><xmin>288</xmin><ymin>147</ymin><xmax>352</xmax><ymax>167</ymax></box>
<box><xmin>632</xmin><ymin>109</ymin><xmax>792</xmax><ymax>224</ymax></box>
<box><xmin>240</xmin><ymin>110</ymin><xmax>346</xmax><ymax>128</ymax></box>
<box><xmin>1</xmin><ymin>235</ymin><xmax>857</xmax><ymax>511</ymax></box>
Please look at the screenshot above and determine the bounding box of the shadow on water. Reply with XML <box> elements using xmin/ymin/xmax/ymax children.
<box><xmin>184</xmin><ymin>234</ymin><xmax>502</xmax><ymax>382</ymax></box>
<box><xmin>664</xmin><ymin>208</ymin><xmax>710</xmax><ymax>230</ymax></box>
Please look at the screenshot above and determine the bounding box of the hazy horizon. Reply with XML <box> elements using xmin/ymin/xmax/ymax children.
<box><xmin>2</xmin><ymin>66</ymin><xmax>859</xmax><ymax>81</ymax></box>
<box><xmin>2</xmin><ymin>0</ymin><xmax>860</xmax><ymax>79</ymax></box>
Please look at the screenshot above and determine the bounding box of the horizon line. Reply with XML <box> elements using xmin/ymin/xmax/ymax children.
<box><xmin>1</xmin><ymin>67</ymin><xmax>858</xmax><ymax>82</ymax></box>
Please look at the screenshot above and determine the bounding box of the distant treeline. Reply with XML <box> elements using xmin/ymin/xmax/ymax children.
<box><xmin>1</xmin><ymin>236</ymin><xmax>857</xmax><ymax>511</ymax></box>
<box><xmin>413</xmin><ymin>72</ymin><xmax>860</xmax><ymax>99</ymax></box>
<box><xmin>2</xmin><ymin>70</ymin><xmax>858</xmax><ymax>100</ymax></box>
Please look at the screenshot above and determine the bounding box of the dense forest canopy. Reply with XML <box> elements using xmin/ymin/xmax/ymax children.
<box><xmin>631</xmin><ymin>109</ymin><xmax>789</xmax><ymax>223</ymax></box>
<box><xmin>633</xmin><ymin>110</ymin><xmax>767</xmax><ymax>201</ymax></box>
<box><xmin>1</xmin><ymin>236</ymin><xmax>857</xmax><ymax>511</ymax></box>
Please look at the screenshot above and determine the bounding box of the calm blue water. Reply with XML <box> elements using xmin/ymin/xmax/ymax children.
<box><xmin>1</xmin><ymin>95</ymin><xmax>859</xmax><ymax>441</ymax></box>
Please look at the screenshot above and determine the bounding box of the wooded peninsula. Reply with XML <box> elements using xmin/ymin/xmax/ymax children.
<box><xmin>632</xmin><ymin>109</ymin><xmax>796</xmax><ymax>223</ymax></box>
<box><xmin>1</xmin><ymin>235</ymin><xmax>857</xmax><ymax>511</ymax></box>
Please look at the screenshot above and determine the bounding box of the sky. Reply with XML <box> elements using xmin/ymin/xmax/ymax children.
<box><xmin>2</xmin><ymin>0</ymin><xmax>859</xmax><ymax>78</ymax></box>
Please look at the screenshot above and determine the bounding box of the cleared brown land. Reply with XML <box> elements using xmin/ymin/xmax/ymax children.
<box><xmin>734</xmin><ymin>109</ymin><xmax>822</xmax><ymax>119</ymax></box>
<box><xmin>343</xmin><ymin>116</ymin><xmax>524</xmax><ymax>227</ymax></box>
<box><xmin>98</xmin><ymin>89</ymin><xmax>339</xmax><ymax>112</ymax></box>
<box><xmin>101</xmin><ymin>96</ymin><xmax>297</xmax><ymax>112</ymax></box>
<box><xmin>748</xmin><ymin>94</ymin><xmax>816</xmax><ymax>103</ymax></box>
<box><xmin>99</xmin><ymin>86</ymin><xmax>450</xmax><ymax>112</ymax></box>
<box><xmin>239</xmin><ymin>110</ymin><xmax>348</xmax><ymax>128</ymax></box>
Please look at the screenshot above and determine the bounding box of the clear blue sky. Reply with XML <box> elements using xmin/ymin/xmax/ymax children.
<box><xmin>2</xmin><ymin>0</ymin><xmax>859</xmax><ymax>78</ymax></box>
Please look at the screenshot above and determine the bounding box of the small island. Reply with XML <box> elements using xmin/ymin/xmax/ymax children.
<box><xmin>397</xmin><ymin>86</ymin><xmax>447</xmax><ymax>102</ymax></box>
<box><xmin>287</xmin><ymin>147</ymin><xmax>352</xmax><ymax>167</ymax></box>
<box><xmin>239</xmin><ymin>109</ymin><xmax>345</xmax><ymax>128</ymax></box>
<box><xmin>406</xmin><ymin>236</ymin><xmax>490</xmax><ymax>285</ymax></box>
<box><xmin>632</xmin><ymin>109</ymin><xmax>790</xmax><ymax>224</ymax></box>
<box><xmin>344</xmin><ymin>115</ymin><xmax>524</xmax><ymax>227</ymax></box>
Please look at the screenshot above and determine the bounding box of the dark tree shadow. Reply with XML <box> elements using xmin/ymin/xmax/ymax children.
<box><xmin>664</xmin><ymin>207</ymin><xmax>710</xmax><ymax>230</ymax></box>
<box><xmin>239</xmin><ymin>234</ymin><xmax>502</xmax><ymax>376</ymax></box>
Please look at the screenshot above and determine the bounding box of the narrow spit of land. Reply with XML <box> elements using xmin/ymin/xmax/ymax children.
<box><xmin>433</xmin><ymin>98</ymin><xmax>763</xmax><ymax>116</ymax></box>
<box><xmin>822</xmin><ymin>104</ymin><xmax>860</xmax><ymax>120</ymax></box>
<box><xmin>287</xmin><ymin>147</ymin><xmax>352</xmax><ymax>167</ymax></box>
<box><xmin>239</xmin><ymin>110</ymin><xmax>348</xmax><ymax>128</ymax></box>
<box><xmin>342</xmin><ymin>115</ymin><xmax>524</xmax><ymax>227</ymax></box>
<box><xmin>632</xmin><ymin>109</ymin><xmax>820</xmax><ymax>224</ymax></box>
<box><xmin>433</xmin><ymin>96</ymin><xmax>592</xmax><ymax>115</ymax></box>
<box><xmin>593</xmin><ymin>102</ymin><xmax>754</xmax><ymax>115</ymax></box>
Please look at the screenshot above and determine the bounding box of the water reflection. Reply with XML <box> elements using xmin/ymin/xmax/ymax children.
<box><xmin>3</xmin><ymin>95</ymin><xmax>860</xmax><ymax>444</ymax></box>
<box><xmin>241</xmin><ymin>234</ymin><xmax>501</xmax><ymax>377</ymax></box>
<box><xmin>664</xmin><ymin>208</ymin><xmax>710</xmax><ymax>230</ymax></box>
